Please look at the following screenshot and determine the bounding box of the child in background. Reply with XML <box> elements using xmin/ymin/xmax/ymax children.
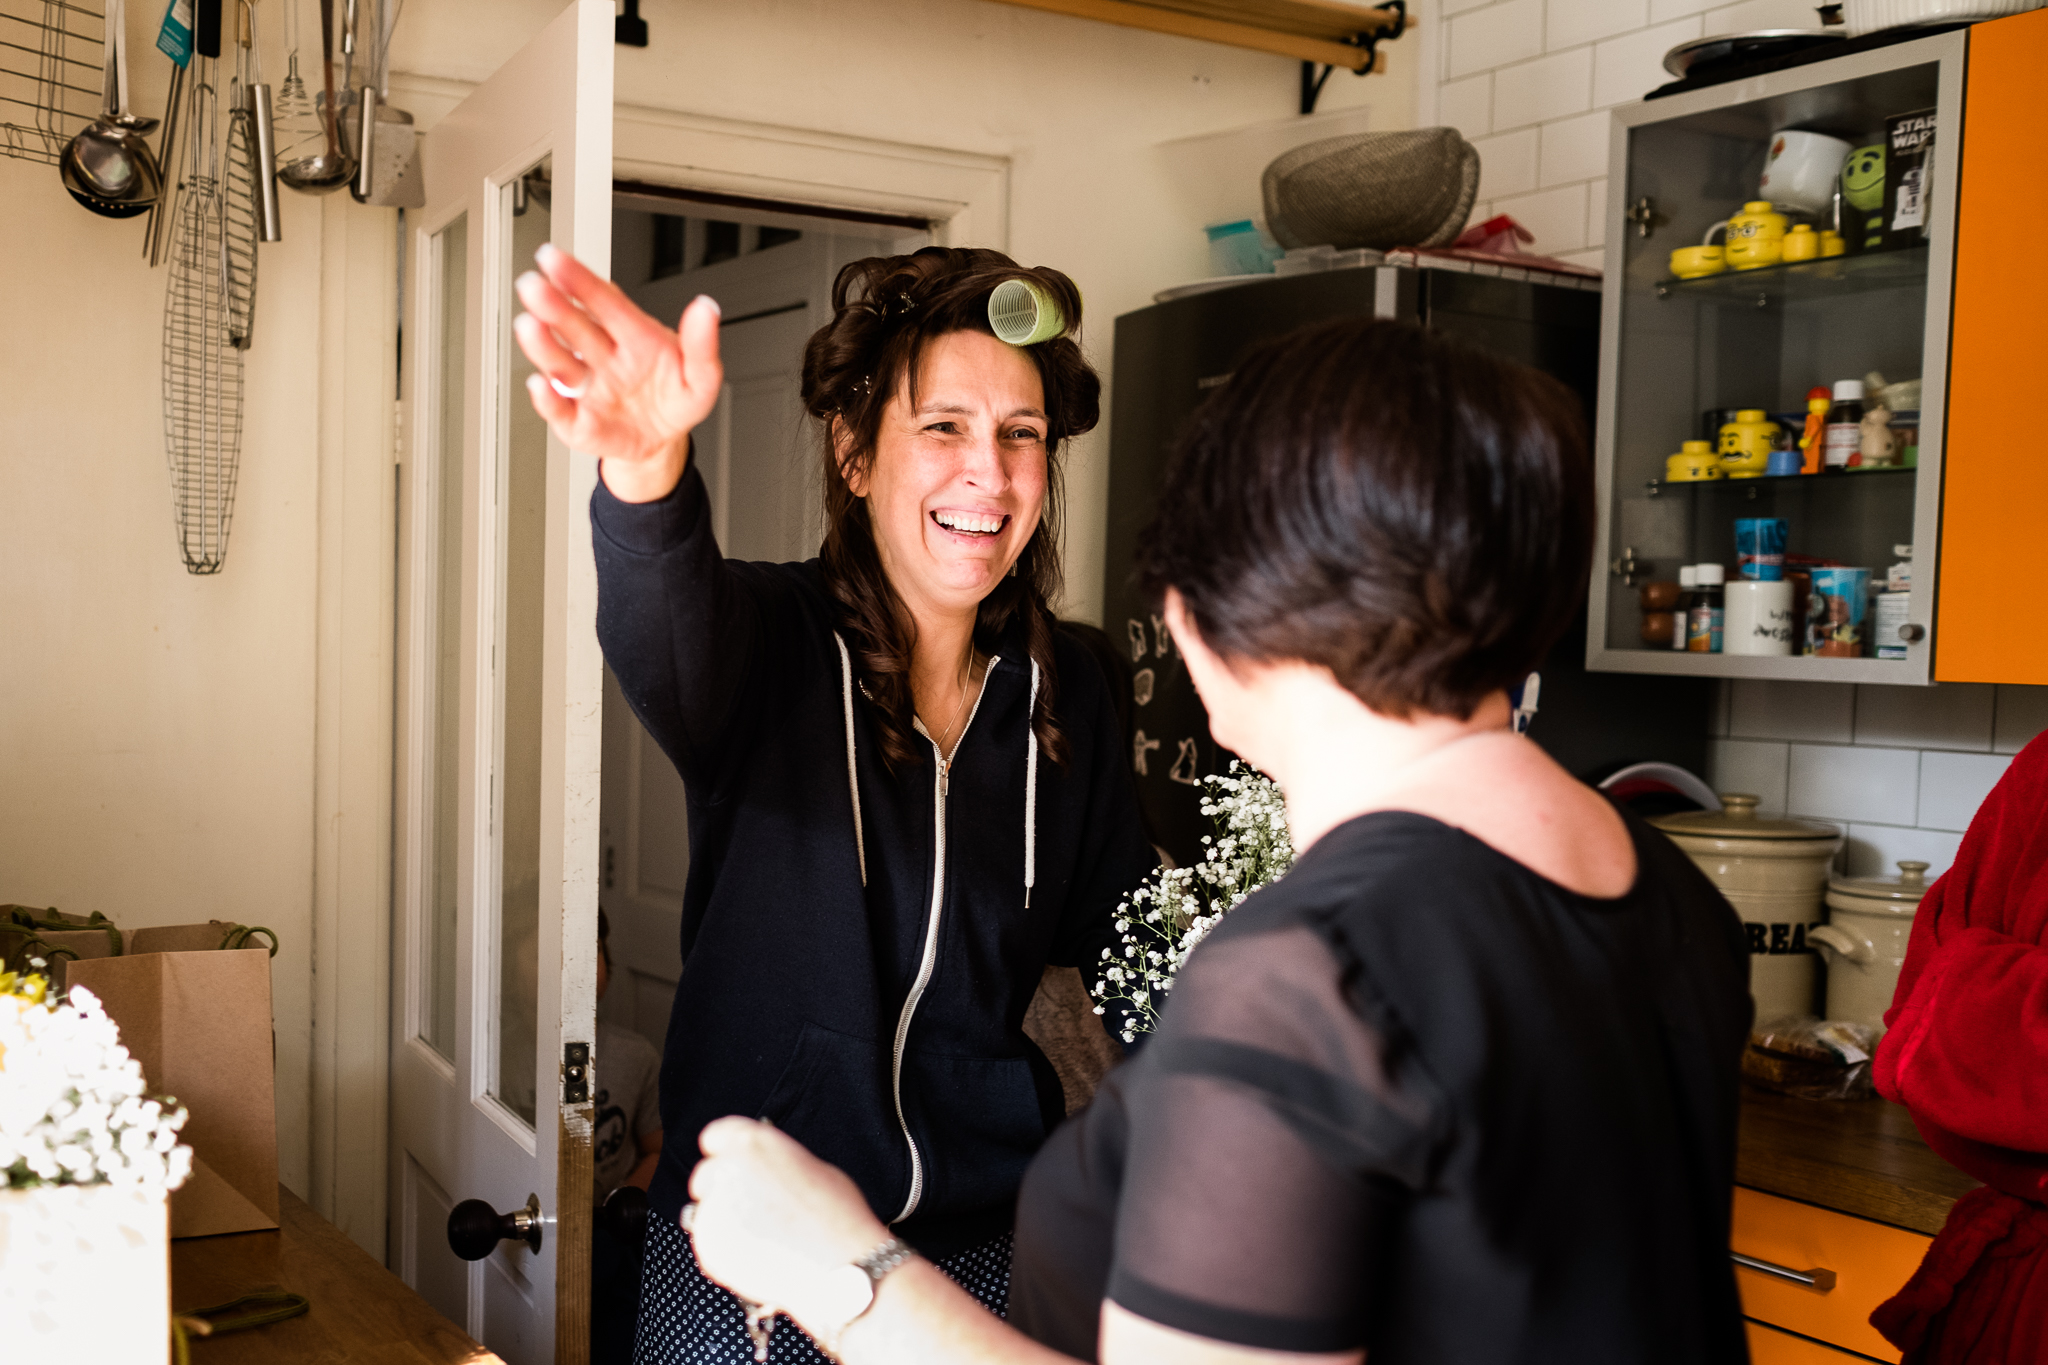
<box><xmin>593</xmin><ymin>908</ymin><xmax>662</xmax><ymax>1363</ymax></box>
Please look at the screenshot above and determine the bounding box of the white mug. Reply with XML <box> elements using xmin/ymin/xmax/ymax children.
<box><xmin>1726</xmin><ymin>580</ymin><xmax>1796</xmax><ymax>656</ymax></box>
<box><xmin>1759</xmin><ymin>129</ymin><xmax>1853</xmax><ymax>217</ymax></box>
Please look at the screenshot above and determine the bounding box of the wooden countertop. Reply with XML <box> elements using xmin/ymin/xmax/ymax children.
<box><xmin>1737</xmin><ymin>1084</ymin><xmax>1980</xmax><ymax>1236</ymax></box>
<box><xmin>171</xmin><ymin>1187</ymin><xmax>501</xmax><ymax>1364</ymax></box>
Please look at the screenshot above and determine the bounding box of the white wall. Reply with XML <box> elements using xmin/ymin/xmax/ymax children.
<box><xmin>0</xmin><ymin>0</ymin><xmax>1416</xmax><ymax>1252</ymax></box>
<box><xmin>0</xmin><ymin>130</ymin><xmax>343</xmax><ymax>1210</ymax></box>
<box><xmin>1418</xmin><ymin>0</ymin><xmax>2048</xmax><ymax>867</ymax></box>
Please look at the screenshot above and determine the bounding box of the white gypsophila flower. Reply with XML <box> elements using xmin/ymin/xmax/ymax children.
<box><xmin>0</xmin><ymin>979</ymin><xmax>193</xmax><ymax>1194</ymax></box>
<box><xmin>1093</xmin><ymin>761</ymin><xmax>1293</xmax><ymax>1039</ymax></box>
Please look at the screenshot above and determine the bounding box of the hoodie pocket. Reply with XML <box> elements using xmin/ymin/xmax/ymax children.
<box><xmin>757</xmin><ymin>1022</ymin><xmax>907</xmax><ymax>1210</ymax></box>
<box><xmin>901</xmin><ymin>1049</ymin><xmax>1053</xmax><ymax>1217</ymax></box>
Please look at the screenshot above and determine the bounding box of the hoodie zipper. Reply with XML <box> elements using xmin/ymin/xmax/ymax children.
<box><xmin>888</xmin><ymin>654</ymin><xmax>998</xmax><ymax>1225</ymax></box>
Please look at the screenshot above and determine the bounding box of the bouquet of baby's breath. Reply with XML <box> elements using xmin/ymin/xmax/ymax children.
<box><xmin>0</xmin><ymin>963</ymin><xmax>192</xmax><ymax>1193</ymax></box>
<box><xmin>1093</xmin><ymin>762</ymin><xmax>1292</xmax><ymax>1041</ymax></box>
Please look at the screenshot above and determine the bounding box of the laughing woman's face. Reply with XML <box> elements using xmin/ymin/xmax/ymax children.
<box><xmin>844</xmin><ymin>330</ymin><xmax>1049</xmax><ymax>623</ymax></box>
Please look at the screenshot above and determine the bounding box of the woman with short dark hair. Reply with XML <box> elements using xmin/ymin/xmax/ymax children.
<box><xmin>679</xmin><ymin>316</ymin><xmax>1755</xmax><ymax>1365</ymax></box>
<box><xmin>514</xmin><ymin>244</ymin><xmax>1155</xmax><ymax>1363</ymax></box>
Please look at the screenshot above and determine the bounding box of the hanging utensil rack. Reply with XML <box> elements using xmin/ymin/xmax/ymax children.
<box><xmin>1</xmin><ymin>0</ymin><xmax>104</xmax><ymax>166</ymax></box>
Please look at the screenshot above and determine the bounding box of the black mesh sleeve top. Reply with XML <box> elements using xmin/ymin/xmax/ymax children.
<box><xmin>1007</xmin><ymin>809</ymin><xmax>1753</xmax><ymax>1364</ymax></box>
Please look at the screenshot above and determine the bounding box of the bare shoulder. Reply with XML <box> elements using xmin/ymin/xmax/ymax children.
<box><xmin>1393</xmin><ymin>736</ymin><xmax>1637</xmax><ymax>900</ymax></box>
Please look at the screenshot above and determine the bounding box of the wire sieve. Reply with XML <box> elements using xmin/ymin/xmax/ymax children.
<box><xmin>161</xmin><ymin>63</ymin><xmax>245</xmax><ymax>574</ymax></box>
<box><xmin>1</xmin><ymin>0</ymin><xmax>105</xmax><ymax>166</ymax></box>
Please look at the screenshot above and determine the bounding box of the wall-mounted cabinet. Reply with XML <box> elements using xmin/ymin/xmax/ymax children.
<box><xmin>1589</xmin><ymin>32</ymin><xmax>1963</xmax><ymax>685</ymax></box>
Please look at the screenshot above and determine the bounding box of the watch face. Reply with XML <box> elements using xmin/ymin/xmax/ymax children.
<box><xmin>812</xmin><ymin>1262</ymin><xmax>876</xmax><ymax>1333</ymax></box>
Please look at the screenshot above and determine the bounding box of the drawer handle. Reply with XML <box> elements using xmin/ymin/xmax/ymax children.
<box><xmin>1732</xmin><ymin>1251</ymin><xmax>1837</xmax><ymax>1292</ymax></box>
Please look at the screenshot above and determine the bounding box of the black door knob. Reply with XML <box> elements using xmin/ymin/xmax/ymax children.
<box><xmin>597</xmin><ymin>1184</ymin><xmax>649</xmax><ymax>1243</ymax></box>
<box><xmin>448</xmin><ymin>1192</ymin><xmax>544</xmax><ymax>1261</ymax></box>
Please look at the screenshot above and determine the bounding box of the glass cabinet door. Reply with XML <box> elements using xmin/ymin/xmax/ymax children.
<box><xmin>1588</xmin><ymin>30</ymin><xmax>1966</xmax><ymax>684</ymax></box>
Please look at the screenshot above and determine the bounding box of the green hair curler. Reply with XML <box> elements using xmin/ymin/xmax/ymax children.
<box><xmin>987</xmin><ymin>278</ymin><xmax>1068</xmax><ymax>346</ymax></box>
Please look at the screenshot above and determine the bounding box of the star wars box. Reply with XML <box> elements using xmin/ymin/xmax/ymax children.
<box><xmin>1883</xmin><ymin>108</ymin><xmax>1936</xmax><ymax>253</ymax></box>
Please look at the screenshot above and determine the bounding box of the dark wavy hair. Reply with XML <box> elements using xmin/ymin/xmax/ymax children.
<box><xmin>1136</xmin><ymin>316</ymin><xmax>1592</xmax><ymax>720</ymax></box>
<box><xmin>802</xmin><ymin>247</ymin><xmax>1100</xmax><ymax>769</ymax></box>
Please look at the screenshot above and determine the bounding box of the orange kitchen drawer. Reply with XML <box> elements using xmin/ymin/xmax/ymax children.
<box><xmin>1747</xmin><ymin>1319</ymin><xmax>1889</xmax><ymax>1364</ymax></box>
<box><xmin>1732</xmin><ymin>1186</ymin><xmax>1929</xmax><ymax>1362</ymax></box>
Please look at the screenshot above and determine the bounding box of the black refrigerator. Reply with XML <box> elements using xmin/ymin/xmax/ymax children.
<box><xmin>1100</xmin><ymin>263</ymin><xmax>1711</xmax><ymax>867</ymax></box>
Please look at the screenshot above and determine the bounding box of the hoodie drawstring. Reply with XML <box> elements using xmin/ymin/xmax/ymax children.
<box><xmin>835</xmin><ymin>633</ymin><xmax>1038</xmax><ymax>909</ymax></box>
<box><xmin>1024</xmin><ymin>658</ymin><xmax>1039</xmax><ymax>909</ymax></box>
<box><xmin>835</xmin><ymin>633</ymin><xmax>868</xmax><ymax>887</ymax></box>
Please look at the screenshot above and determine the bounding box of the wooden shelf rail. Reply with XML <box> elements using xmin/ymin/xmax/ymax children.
<box><xmin>984</xmin><ymin>0</ymin><xmax>1408</xmax><ymax>72</ymax></box>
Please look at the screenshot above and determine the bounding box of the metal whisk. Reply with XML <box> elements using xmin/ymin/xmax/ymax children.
<box><xmin>160</xmin><ymin>64</ymin><xmax>244</xmax><ymax>575</ymax></box>
<box><xmin>222</xmin><ymin>1</ymin><xmax>262</xmax><ymax>346</ymax></box>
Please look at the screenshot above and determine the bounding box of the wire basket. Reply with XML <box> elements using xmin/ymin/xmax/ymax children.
<box><xmin>161</xmin><ymin>69</ymin><xmax>245</xmax><ymax>576</ymax></box>
<box><xmin>1</xmin><ymin>0</ymin><xmax>103</xmax><ymax>167</ymax></box>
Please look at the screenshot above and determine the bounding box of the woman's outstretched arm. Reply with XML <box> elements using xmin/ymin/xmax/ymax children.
<box><xmin>517</xmin><ymin>245</ymin><xmax>777</xmax><ymax>787</ymax></box>
<box><xmin>686</xmin><ymin>1118</ymin><xmax>1364</xmax><ymax>1365</ymax></box>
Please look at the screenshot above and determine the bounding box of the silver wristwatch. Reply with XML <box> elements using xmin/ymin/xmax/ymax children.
<box><xmin>813</xmin><ymin>1236</ymin><xmax>915</xmax><ymax>1347</ymax></box>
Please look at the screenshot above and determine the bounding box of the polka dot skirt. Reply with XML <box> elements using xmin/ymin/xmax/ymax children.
<box><xmin>632</xmin><ymin>1213</ymin><xmax>1012</xmax><ymax>1364</ymax></box>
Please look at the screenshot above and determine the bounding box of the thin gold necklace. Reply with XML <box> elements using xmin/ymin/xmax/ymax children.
<box><xmin>931</xmin><ymin>651</ymin><xmax>980</xmax><ymax>758</ymax></box>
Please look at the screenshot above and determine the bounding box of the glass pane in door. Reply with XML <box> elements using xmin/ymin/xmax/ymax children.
<box><xmin>492</xmin><ymin>158</ymin><xmax>552</xmax><ymax>1127</ymax></box>
<box><xmin>423</xmin><ymin>213</ymin><xmax>467</xmax><ymax>1063</ymax></box>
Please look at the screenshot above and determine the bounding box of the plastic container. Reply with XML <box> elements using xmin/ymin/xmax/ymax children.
<box><xmin>1204</xmin><ymin>219</ymin><xmax>1282</xmax><ymax>277</ymax></box>
<box><xmin>1718</xmin><ymin>410</ymin><xmax>1779</xmax><ymax>478</ymax></box>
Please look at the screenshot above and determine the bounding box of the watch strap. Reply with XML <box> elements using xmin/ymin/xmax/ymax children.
<box><xmin>854</xmin><ymin>1236</ymin><xmax>914</xmax><ymax>1285</ymax></box>
<box><xmin>821</xmin><ymin>1236</ymin><xmax>915</xmax><ymax>1355</ymax></box>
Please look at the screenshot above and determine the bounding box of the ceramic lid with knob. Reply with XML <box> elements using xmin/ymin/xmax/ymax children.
<box><xmin>1829</xmin><ymin>860</ymin><xmax>1934</xmax><ymax>906</ymax></box>
<box><xmin>1650</xmin><ymin>792</ymin><xmax>1842</xmax><ymax>841</ymax></box>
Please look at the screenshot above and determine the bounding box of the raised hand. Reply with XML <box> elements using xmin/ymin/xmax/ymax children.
<box><xmin>513</xmin><ymin>242</ymin><xmax>723</xmax><ymax>504</ymax></box>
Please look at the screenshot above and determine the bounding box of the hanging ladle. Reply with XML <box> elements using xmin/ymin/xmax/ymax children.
<box><xmin>277</xmin><ymin>0</ymin><xmax>354</xmax><ymax>192</ymax></box>
<box><xmin>62</xmin><ymin>0</ymin><xmax>164</xmax><ymax>218</ymax></box>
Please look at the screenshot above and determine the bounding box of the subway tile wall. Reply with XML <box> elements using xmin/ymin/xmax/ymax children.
<box><xmin>1704</xmin><ymin>683</ymin><xmax>2048</xmax><ymax>879</ymax></box>
<box><xmin>1425</xmin><ymin>0</ymin><xmax>1827</xmax><ymax>268</ymax></box>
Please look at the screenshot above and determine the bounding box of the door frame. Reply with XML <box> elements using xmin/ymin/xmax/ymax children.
<box><xmin>310</xmin><ymin>67</ymin><xmax>1014</xmax><ymax>1279</ymax></box>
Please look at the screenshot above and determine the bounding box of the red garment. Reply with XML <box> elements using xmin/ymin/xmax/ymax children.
<box><xmin>1872</xmin><ymin>731</ymin><xmax>2048</xmax><ymax>1361</ymax></box>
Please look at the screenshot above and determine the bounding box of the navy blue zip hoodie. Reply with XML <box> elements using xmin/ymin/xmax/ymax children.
<box><xmin>592</xmin><ymin>461</ymin><xmax>1156</xmax><ymax>1258</ymax></box>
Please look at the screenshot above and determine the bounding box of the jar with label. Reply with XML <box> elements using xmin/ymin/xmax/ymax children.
<box><xmin>1688</xmin><ymin>564</ymin><xmax>1726</xmax><ymax>653</ymax></box>
<box><xmin>1823</xmin><ymin>380</ymin><xmax>1863</xmax><ymax>472</ymax></box>
<box><xmin>1875</xmin><ymin>545</ymin><xmax>1913</xmax><ymax>660</ymax></box>
<box><xmin>1672</xmin><ymin>565</ymin><xmax>1698</xmax><ymax>651</ymax></box>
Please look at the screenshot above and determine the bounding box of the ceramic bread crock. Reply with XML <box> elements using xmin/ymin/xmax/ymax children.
<box><xmin>1810</xmin><ymin>860</ymin><xmax>1932</xmax><ymax>1030</ymax></box>
<box><xmin>1651</xmin><ymin>794</ymin><xmax>1843</xmax><ymax>1019</ymax></box>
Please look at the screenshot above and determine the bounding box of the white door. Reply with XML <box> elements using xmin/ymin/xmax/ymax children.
<box><xmin>389</xmin><ymin>4</ymin><xmax>613</xmax><ymax>1362</ymax></box>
